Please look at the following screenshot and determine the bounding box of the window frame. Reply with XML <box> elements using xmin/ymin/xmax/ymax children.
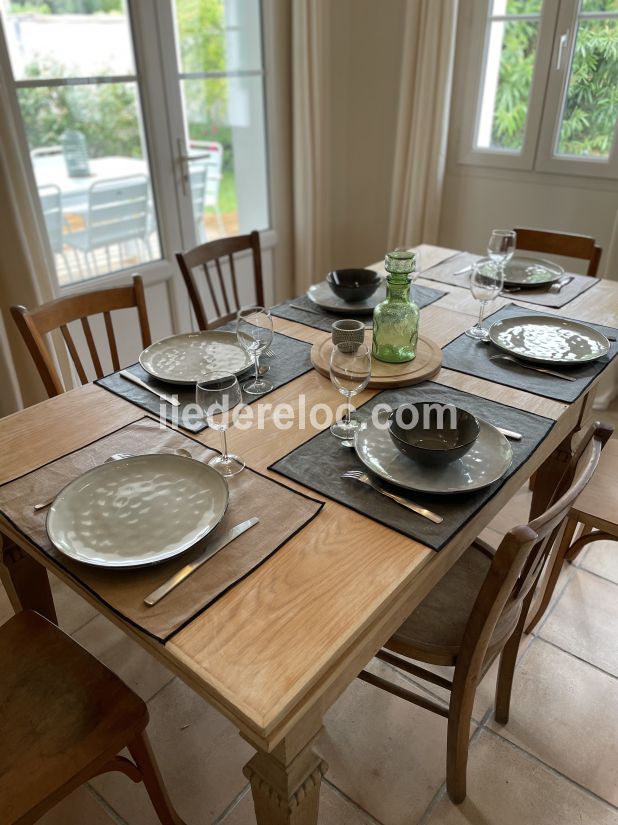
<box><xmin>458</xmin><ymin>0</ymin><xmax>618</xmax><ymax>179</ymax></box>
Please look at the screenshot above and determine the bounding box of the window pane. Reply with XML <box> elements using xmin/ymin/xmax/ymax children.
<box><xmin>2</xmin><ymin>1</ymin><xmax>135</xmax><ymax>80</ymax></box>
<box><xmin>556</xmin><ymin>18</ymin><xmax>618</xmax><ymax>159</ymax></box>
<box><xmin>19</xmin><ymin>81</ymin><xmax>161</xmax><ymax>285</ymax></box>
<box><xmin>495</xmin><ymin>0</ymin><xmax>543</xmax><ymax>14</ymax></box>
<box><xmin>182</xmin><ymin>75</ymin><xmax>269</xmax><ymax>239</ymax></box>
<box><xmin>581</xmin><ymin>0</ymin><xmax>618</xmax><ymax>12</ymax></box>
<box><xmin>476</xmin><ymin>19</ymin><xmax>540</xmax><ymax>151</ymax></box>
<box><xmin>175</xmin><ymin>0</ymin><xmax>262</xmax><ymax>74</ymax></box>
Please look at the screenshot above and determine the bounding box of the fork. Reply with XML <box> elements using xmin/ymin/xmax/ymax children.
<box><xmin>549</xmin><ymin>276</ymin><xmax>573</xmax><ymax>294</ymax></box>
<box><xmin>341</xmin><ymin>470</ymin><xmax>443</xmax><ymax>524</ymax></box>
<box><xmin>263</xmin><ymin>347</ymin><xmax>276</xmax><ymax>358</ymax></box>
<box><xmin>490</xmin><ymin>354</ymin><xmax>576</xmax><ymax>381</ymax></box>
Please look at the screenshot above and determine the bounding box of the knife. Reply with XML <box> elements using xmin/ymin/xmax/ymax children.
<box><xmin>496</xmin><ymin>426</ymin><xmax>522</xmax><ymax>441</ymax></box>
<box><xmin>144</xmin><ymin>517</ymin><xmax>259</xmax><ymax>606</ymax></box>
<box><xmin>120</xmin><ymin>370</ymin><xmax>180</xmax><ymax>407</ymax></box>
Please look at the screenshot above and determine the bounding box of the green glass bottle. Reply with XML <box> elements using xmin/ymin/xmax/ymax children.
<box><xmin>372</xmin><ymin>249</ymin><xmax>419</xmax><ymax>363</ymax></box>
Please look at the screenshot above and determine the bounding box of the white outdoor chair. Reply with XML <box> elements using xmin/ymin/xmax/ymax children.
<box><xmin>189</xmin><ymin>162</ymin><xmax>208</xmax><ymax>243</ymax></box>
<box><xmin>37</xmin><ymin>184</ymin><xmax>80</xmax><ymax>281</ymax></box>
<box><xmin>66</xmin><ymin>175</ymin><xmax>152</xmax><ymax>276</ymax></box>
<box><xmin>190</xmin><ymin>141</ymin><xmax>224</xmax><ymax>235</ymax></box>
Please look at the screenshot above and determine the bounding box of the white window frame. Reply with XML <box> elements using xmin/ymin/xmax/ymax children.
<box><xmin>458</xmin><ymin>0</ymin><xmax>618</xmax><ymax>179</ymax></box>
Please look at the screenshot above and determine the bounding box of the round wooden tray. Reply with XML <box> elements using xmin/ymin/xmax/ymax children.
<box><xmin>311</xmin><ymin>333</ymin><xmax>442</xmax><ymax>388</ymax></box>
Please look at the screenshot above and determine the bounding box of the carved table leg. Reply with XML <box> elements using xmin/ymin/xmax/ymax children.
<box><xmin>0</xmin><ymin>532</ymin><xmax>57</xmax><ymax>622</ymax></box>
<box><xmin>243</xmin><ymin>727</ymin><xmax>327</xmax><ymax>825</ymax></box>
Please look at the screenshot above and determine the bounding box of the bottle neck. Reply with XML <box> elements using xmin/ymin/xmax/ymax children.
<box><xmin>385</xmin><ymin>275</ymin><xmax>411</xmax><ymax>301</ymax></box>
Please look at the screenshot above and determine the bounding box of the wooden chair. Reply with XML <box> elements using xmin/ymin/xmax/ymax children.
<box><xmin>357</xmin><ymin>421</ymin><xmax>612</xmax><ymax>804</ymax></box>
<box><xmin>11</xmin><ymin>274</ymin><xmax>151</xmax><ymax>398</ymax></box>
<box><xmin>0</xmin><ymin>610</ymin><xmax>185</xmax><ymax>825</ymax></box>
<box><xmin>514</xmin><ymin>227</ymin><xmax>602</xmax><ymax>276</ymax></box>
<box><xmin>175</xmin><ymin>231</ymin><xmax>264</xmax><ymax>330</ymax></box>
<box><xmin>526</xmin><ymin>436</ymin><xmax>618</xmax><ymax>632</ymax></box>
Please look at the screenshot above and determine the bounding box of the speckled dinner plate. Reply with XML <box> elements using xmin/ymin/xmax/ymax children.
<box><xmin>139</xmin><ymin>331</ymin><xmax>252</xmax><ymax>385</ymax></box>
<box><xmin>355</xmin><ymin>417</ymin><xmax>512</xmax><ymax>494</ymax></box>
<box><xmin>502</xmin><ymin>255</ymin><xmax>564</xmax><ymax>288</ymax></box>
<box><xmin>47</xmin><ymin>454</ymin><xmax>229</xmax><ymax>567</ymax></box>
<box><xmin>489</xmin><ymin>315</ymin><xmax>610</xmax><ymax>365</ymax></box>
<box><xmin>307</xmin><ymin>279</ymin><xmax>386</xmax><ymax>315</ymax></box>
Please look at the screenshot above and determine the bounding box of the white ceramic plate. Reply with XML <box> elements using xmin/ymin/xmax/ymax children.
<box><xmin>502</xmin><ymin>255</ymin><xmax>564</xmax><ymax>288</ymax></box>
<box><xmin>489</xmin><ymin>315</ymin><xmax>610</xmax><ymax>365</ymax></box>
<box><xmin>139</xmin><ymin>331</ymin><xmax>252</xmax><ymax>385</ymax></box>
<box><xmin>307</xmin><ymin>279</ymin><xmax>386</xmax><ymax>315</ymax></box>
<box><xmin>47</xmin><ymin>454</ymin><xmax>229</xmax><ymax>568</ymax></box>
<box><xmin>354</xmin><ymin>416</ymin><xmax>512</xmax><ymax>494</ymax></box>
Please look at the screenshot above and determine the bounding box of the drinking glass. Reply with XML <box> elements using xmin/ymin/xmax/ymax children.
<box><xmin>237</xmin><ymin>306</ymin><xmax>274</xmax><ymax>395</ymax></box>
<box><xmin>487</xmin><ymin>229</ymin><xmax>516</xmax><ymax>274</ymax></box>
<box><xmin>196</xmin><ymin>372</ymin><xmax>245</xmax><ymax>476</ymax></box>
<box><xmin>465</xmin><ymin>260</ymin><xmax>504</xmax><ymax>341</ymax></box>
<box><xmin>329</xmin><ymin>342</ymin><xmax>371</xmax><ymax>439</ymax></box>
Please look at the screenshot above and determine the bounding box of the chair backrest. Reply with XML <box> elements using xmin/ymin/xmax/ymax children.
<box><xmin>61</xmin><ymin>129</ymin><xmax>90</xmax><ymax>177</ymax></box>
<box><xmin>38</xmin><ymin>185</ymin><xmax>63</xmax><ymax>255</ymax></box>
<box><xmin>11</xmin><ymin>274</ymin><xmax>152</xmax><ymax>398</ymax></box>
<box><xmin>189</xmin><ymin>141</ymin><xmax>223</xmax><ymax>208</ymax></box>
<box><xmin>514</xmin><ymin>227</ymin><xmax>602</xmax><ymax>277</ymax></box>
<box><xmin>175</xmin><ymin>231</ymin><xmax>265</xmax><ymax>329</ymax></box>
<box><xmin>87</xmin><ymin>176</ymin><xmax>150</xmax><ymax>250</ymax></box>
<box><xmin>456</xmin><ymin>421</ymin><xmax>612</xmax><ymax>682</ymax></box>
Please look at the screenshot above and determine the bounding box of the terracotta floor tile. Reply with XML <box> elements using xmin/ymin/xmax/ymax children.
<box><xmin>539</xmin><ymin>568</ymin><xmax>618</xmax><ymax>676</ymax></box>
<box><xmin>92</xmin><ymin>677</ymin><xmax>252</xmax><ymax>825</ymax></box>
<box><xmin>487</xmin><ymin>638</ymin><xmax>618</xmax><ymax>806</ymax></box>
<box><xmin>72</xmin><ymin>613</ymin><xmax>174</xmax><ymax>701</ymax></box>
<box><xmin>425</xmin><ymin>729</ymin><xmax>618</xmax><ymax>825</ymax></box>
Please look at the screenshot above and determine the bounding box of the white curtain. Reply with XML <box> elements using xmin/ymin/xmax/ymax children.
<box><xmin>291</xmin><ymin>0</ymin><xmax>331</xmax><ymax>293</ymax></box>
<box><xmin>387</xmin><ymin>0</ymin><xmax>459</xmax><ymax>250</ymax></box>
<box><xmin>0</xmin><ymin>71</ymin><xmax>60</xmax><ymax>414</ymax></box>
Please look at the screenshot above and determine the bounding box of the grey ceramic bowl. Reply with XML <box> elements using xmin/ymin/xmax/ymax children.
<box><xmin>327</xmin><ymin>269</ymin><xmax>381</xmax><ymax>302</ymax></box>
<box><xmin>388</xmin><ymin>402</ymin><xmax>480</xmax><ymax>465</ymax></box>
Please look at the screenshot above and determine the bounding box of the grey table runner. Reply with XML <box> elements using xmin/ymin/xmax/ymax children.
<box><xmin>96</xmin><ymin>330</ymin><xmax>312</xmax><ymax>433</ymax></box>
<box><xmin>271</xmin><ymin>284</ymin><xmax>446</xmax><ymax>333</ymax></box>
<box><xmin>442</xmin><ymin>303</ymin><xmax>618</xmax><ymax>404</ymax></box>
<box><xmin>421</xmin><ymin>252</ymin><xmax>599</xmax><ymax>309</ymax></box>
<box><xmin>270</xmin><ymin>382</ymin><xmax>555</xmax><ymax>551</ymax></box>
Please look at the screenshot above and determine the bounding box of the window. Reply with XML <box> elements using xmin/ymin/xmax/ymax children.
<box><xmin>460</xmin><ymin>0</ymin><xmax>618</xmax><ymax>177</ymax></box>
<box><xmin>0</xmin><ymin>0</ymin><xmax>269</xmax><ymax>287</ymax></box>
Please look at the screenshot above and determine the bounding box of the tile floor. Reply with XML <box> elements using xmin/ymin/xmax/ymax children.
<box><xmin>3</xmin><ymin>405</ymin><xmax>618</xmax><ymax>825</ymax></box>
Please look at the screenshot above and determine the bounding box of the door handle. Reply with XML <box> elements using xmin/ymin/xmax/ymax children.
<box><xmin>555</xmin><ymin>31</ymin><xmax>569</xmax><ymax>71</ymax></box>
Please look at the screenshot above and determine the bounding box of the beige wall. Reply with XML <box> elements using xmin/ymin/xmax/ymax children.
<box><xmin>326</xmin><ymin>0</ymin><xmax>406</xmax><ymax>271</ymax></box>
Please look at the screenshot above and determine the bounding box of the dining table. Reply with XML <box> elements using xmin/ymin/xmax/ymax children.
<box><xmin>1</xmin><ymin>243</ymin><xmax>617</xmax><ymax>825</ymax></box>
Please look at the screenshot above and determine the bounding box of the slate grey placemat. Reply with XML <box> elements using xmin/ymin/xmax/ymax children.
<box><xmin>421</xmin><ymin>252</ymin><xmax>599</xmax><ymax>309</ymax></box>
<box><xmin>270</xmin><ymin>382</ymin><xmax>555</xmax><ymax>551</ymax></box>
<box><xmin>442</xmin><ymin>303</ymin><xmax>618</xmax><ymax>404</ymax></box>
<box><xmin>96</xmin><ymin>331</ymin><xmax>312</xmax><ymax>433</ymax></box>
<box><xmin>271</xmin><ymin>284</ymin><xmax>446</xmax><ymax>332</ymax></box>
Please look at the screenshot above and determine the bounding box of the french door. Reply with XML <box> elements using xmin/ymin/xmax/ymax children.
<box><xmin>0</xmin><ymin>0</ymin><xmax>270</xmax><ymax>336</ymax></box>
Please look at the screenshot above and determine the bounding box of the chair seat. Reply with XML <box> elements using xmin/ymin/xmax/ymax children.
<box><xmin>385</xmin><ymin>542</ymin><xmax>521</xmax><ymax>667</ymax></box>
<box><xmin>571</xmin><ymin>437</ymin><xmax>618</xmax><ymax>537</ymax></box>
<box><xmin>0</xmin><ymin>611</ymin><xmax>148</xmax><ymax>825</ymax></box>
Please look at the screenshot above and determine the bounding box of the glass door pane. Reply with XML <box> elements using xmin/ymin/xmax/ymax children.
<box><xmin>1</xmin><ymin>0</ymin><xmax>161</xmax><ymax>286</ymax></box>
<box><xmin>173</xmin><ymin>0</ymin><xmax>269</xmax><ymax>242</ymax></box>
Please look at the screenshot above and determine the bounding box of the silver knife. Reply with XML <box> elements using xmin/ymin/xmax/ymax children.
<box><xmin>120</xmin><ymin>370</ymin><xmax>180</xmax><ymax>407</ymax></box>
<box><xmin>144</xmin><ymin>517</ymin><xmax>259</xmax><ymax>606</ymax></box>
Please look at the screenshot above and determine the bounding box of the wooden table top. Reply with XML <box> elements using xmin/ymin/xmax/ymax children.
<box><xmin>1</xmin><ymin>245</ymin><xmax>616</xmax><ymax>751</ymax></box>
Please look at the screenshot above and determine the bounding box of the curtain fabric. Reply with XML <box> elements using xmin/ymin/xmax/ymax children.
<box><xmin>291</xmin><ymin>0</ymin><xmax>331</xmax><ymax>293</ymax></box>
<box><xmin>0</xmin><ymin>74</ymin><xmax>60</xmax><ymax>414</ymax></box>
<box><xmin>387</xmin><ymin>0</ymin><xmax>459</xmax><ymax>250</ymax></box>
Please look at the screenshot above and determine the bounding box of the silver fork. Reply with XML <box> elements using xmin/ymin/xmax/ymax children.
<box><xmin>341</xmin><ymin>470</ymin><xmax>443</xmax><ymax>524</ymax></box>
<box><xmin>263</xmin><ymin>347</ymin><xmax>276</xmax><ymax>358</ymax></box>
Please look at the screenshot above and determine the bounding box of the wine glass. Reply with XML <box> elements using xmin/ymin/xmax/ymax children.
<box><xmin>196</xmin><ymin>371</ymin><xmax>244</xmax><ymax>476</ymax></box>
<box><xmin>465</xmin><ymin>260</ymin><xmax>504</xmax><ymax>341</ymax></box>
<box><xmin>236</xmin><ymin>306</ymin><xmax>274</xmax><ymax>395</ymax></box>
<box><xmin>329</xmin><ymin>342</ymin><xmax>371</xmax><ymax>439</ymax></box>
<box><xmin>487</xmin><ymin>229</ymin><xmax>516</xmax><ymax>276</ymax></box>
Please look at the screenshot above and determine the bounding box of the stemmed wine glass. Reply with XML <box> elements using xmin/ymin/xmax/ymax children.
<box><xmin>329</xmin><ymin>342</ymin><xmax>372</xmax><ymax>439</ymax></box>
<box><xmin>487</xmin><ymin>229</ymin><xmax>516</xmax><ymax>277</ymax></box>
<box><xmin>465</xmin><ymin>260</ymin><xmax>504</xmax><ymax>341</ymax></box>
<box><xmin>236</xmin><ymin>306</ymin><xmax>274</xmax><ymax>395</ymax></box>
<box><xmin>196</xmin><ymin>371</ymin><xmax>245</xmax><ymax>476</ymax></box>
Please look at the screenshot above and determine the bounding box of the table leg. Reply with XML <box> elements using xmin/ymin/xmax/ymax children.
<box><xmin>243</xmin><ymin>725</ymin><xmax>327</xmax><ymax>825</ymax></box>
<box><xmin>0</xmin><ymin>532</ymin><xmax>57</xmax><ymax>622</ymax></box>
<box><xmin>529</xmin><ymin>432</ymin><xmax>574</xmax><ymax>520</ymax></box>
